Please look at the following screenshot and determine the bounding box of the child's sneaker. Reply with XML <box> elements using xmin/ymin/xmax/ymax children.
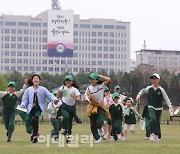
<box><xmin>32</xmin><ymin>136</ymin><xmax>38</xmax><ymax>143</ymax></box>
<box><xmin>154</xmin><ymin>135</ymin><xmax>160</xmax><ymax>142</ymax></box>
<box><xmin>7</xmin><ymin>139</ymin><xmax>12</xmax><ymax>143</ymax></box>
<box><xmin>94</xmin><ymin>137</ymin><xmax>102</xmax><ymax>144</ymax></box>
<box><xmin>103</xmin><ymin>134</ymin><xmax>107</xmax><ymax>139</ymax></box>
<box><xmin>144</xmin><ymin>136</ymin><xmax>149</xmax><ymax>140</ymax></box>
<box><xmin>76</xmin><ymin>118</ymin><xmax>82</xmax><ymax>124</ymax></box>
<box><xmin>121</xmin><ymin>130</ymin><xmax>125</xmax><ymax>136</ymax></box>
<box><xmin>149</xmin><ymin>133</ymin><xmax>156</xmax><ymax>142</ymax></box>
<box><xmin>99</xmin><ymin>129</ymin><xmax>104</xmax><ymax>138</ymax></box>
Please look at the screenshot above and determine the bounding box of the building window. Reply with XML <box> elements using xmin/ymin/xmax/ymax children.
<box><xmin>92</xmin><ymin>32</ymin><xmax>96</xmax><ymax>36</ymax></box>
<box><xmin>18</xmin><ymin>37</ymin><xmax>22</xmax><ymax>41</ymax></box>
<box><xmin>104</xmin><ymin>54</ymin><xmax>108</xmax><ymax>58</ymax></box>
<box><xmin>5</xmin><ymin>22</ymin><xmax>16</xmax><ymax>26</ymax></box>
<box><xmin>18</xmin><ymin>29</ymin><xmax>22</xmax><ymax>34</ymax></box>
<box><xmin>11</xmin><ymin>44</ymin><xmax>16</xmax><ymax>48</ymax></box>
<box><xmin>104</xmin><ymin>47</ymin><xmax>108</xmax><ymax>51</ymax></box>
<box><xmin>11</xmin><ymin>29</ymin><xmax>16</xmax><ymax>34</ymax></box>
<box><xmin>5</xmin><ymin>51</ymin><xmax>9</xmax><ymax>56</ymax></box>
<box><xmin>104</xmin><ymin>25</ymin><xmax>114</xmax><ymax>29</ymax></box>
<box><xmin>74</xmin><ymin>24</ymin><xmax>78</xmax><ymax>28</ymax></box>
<box><xmin>92</xmin><ymin>25</ymin><xmax>102</xmax><ymax>28</ymax></box>
<box><xmin>79</xmin><ymin>24</ymin><xmax>90</xmax><ymax>28</ymax></box>
<box><xmin>11</xmin><ymin>37</ymin><xmax>16</xmax><ymax>41</ymax></box>
<box><xmin>11</xmin><ymin>51</ymin><xmax>16</xmax><ymax>56</ymax></box>
<box><xmin>104</xmin><ymin>39</ymin><xmax>108</xmax><ymax>44</ymax></box>
<box><xmin>30</xmin><ymin>22</ymin><xmax>41</xmax><ymax>27</ymax></box>
<box><xmin>91</xmin><ymin>54</ymin><xmax>96</xmax><ymax>58</ymax></box>
<box><xmin>92</xmin><ymin>46</ymin><xmax>96</xmax><ymax>51</ymax></box>
<box><xmin>11</xmin><ymin>59</ymin><xmax>16</xmax><ymax>63</ymax></box>
<box><xmin>116</xmin><ymin>25</ymin><xmax>126</xmax><ymax>29</ymax></box>
<box><xmin>18</xmin><ymin>22</ymin><xmax>29</xmax><ymax>26</ymax></box>
<box><xmin>92</xmin><ymin>39</ymin><xmax>96</xmax><ymax>43</ymax></box>
<box><xmin>98</xmin><ymin>61</ymin><xmax>102</xmax><ymax>65</ymax></box>
<box><xmin>43</xmin><ymin>23</ymin><xmax>47</xmax><ymax>27</ymax></box>
<box><xmin>5</xmin><ymin>29</ymin><xmax>10</xmax><ymax>33</ymax></box>
<box><xmin>110</xmin><ymin>54</ymin><xmax>114</xmax><ymax>58</ymax></box>
<box><xmin>98</xmin><ymin>46</ymin><xmax>102</xmax><ymax>51</ymax></box>
<box><xmin>5</xmin><ymin>36</ymin><xmax>10</xmax><ymax>41</ymax></box>
<box><xmin>42</xmin><ymin>30</ymin><xmax>47</xmax><ymax>35</ymax></box>
<box><xmin>110</xmin><ymin>47</ymin><xmax>114</xmax><ymax>51</ymax></box>
<box><xmin>5</xmin><ymin>44</ymin><xmax>10</xmax><ymax>48</ymax></box>
<box><xmin>98</xmin><ymin>32</ymin><xmax>102</xmax><ymax>36</ymax></box>
<box><xmin>5</xmin><ymin>59</ymin><xmax>9</xmax><ymax>63</ymax></box>
<box><xmin>91</xmin><ymin>61</ymin><xmax>96</xmax><ymax>65</ymax></box>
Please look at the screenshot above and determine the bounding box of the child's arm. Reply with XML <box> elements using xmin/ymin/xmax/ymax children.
<box><xmin>160</xmin><ymin>87</ymin><xmax>173</xmax><ymax>113</ymax></box>
<box><xmin>0</xmin><ymin>91</ymin><xmax>7</xmax><ymax>98</ymax></box>
<box><xmin>98</xmin><ymin>74</ymin><xmax>111</xmax><ymax>86</ymax></box>
<box><xmin>136</xmin><ymin>86</ymin><xmax>152</xmax><ymax>102</ymax></box>
<box><xmin>131</xmin><ymin>107</ymin><xmax>143</xmax><ymax>120</ymax></box>
<box><xmin>21</xmin><ymin>89</ymin><xmax>29</xmax><ymax>107</ymax></box>
<box><xmin>14</xmin><ymin>77</ymin><xmax>28</xmax><ymax>98</ymax></box>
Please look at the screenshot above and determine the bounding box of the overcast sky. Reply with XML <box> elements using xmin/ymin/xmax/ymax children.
<box><xmin>0</xmin><ymin>0</ymin><xmax>180</xmax><ymax>59</ymax></box>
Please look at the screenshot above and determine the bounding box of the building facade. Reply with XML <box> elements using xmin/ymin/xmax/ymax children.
<box><xmin>136</xmin><ymin>49</ymin><xmax>180</xmax><ymax>74</ymax></box>
<box><xmin>0</xmin><ymin>10</ymin><xmax>130</xmax><ymax>75</ymax></box>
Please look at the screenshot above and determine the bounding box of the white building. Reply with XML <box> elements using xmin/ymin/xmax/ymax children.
<box><xmin>0</xmin><ymin>10</ymin><xmax>130</xmax><ymax>75</ymax></box>
<box><xmin>136</xmin><ymin>49</ymin><xmax>180</xmax><ymax>74</ymax></box>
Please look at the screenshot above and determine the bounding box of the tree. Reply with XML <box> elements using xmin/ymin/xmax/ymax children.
<box><xmin>169</xmin><ymin>75</ymin><xmax>180</xmax><ymax>105</ymax></box>
<box><xmin>0</xmin><ymin>75</ymin><xmax>8</xmax><ymax>91</ymax></box>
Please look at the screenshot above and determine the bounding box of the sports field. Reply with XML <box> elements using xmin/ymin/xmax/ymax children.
<box><xmin>0</xmin><ymin>123</ymin><xmax>180</xmax><ymax>154</ymax></box>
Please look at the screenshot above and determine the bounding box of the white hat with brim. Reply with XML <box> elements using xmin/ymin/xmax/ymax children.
<box><xmin>150</xmin><ymin>73</ymin><xmax>160</xmax><ymax>80</ymax></box>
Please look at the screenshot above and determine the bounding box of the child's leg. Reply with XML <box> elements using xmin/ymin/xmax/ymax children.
<box><xmin>145</xmin><ymin>117</ymin><xmax>150</xmax><ymax>138</ymax></box>
<box><xmin>156</xmin><ymin>110</ymin><xmax>162</xmax><ymax>139</ymax></box>
<box><xmin>129</xmin><ymin>124</ymin><xmax>135</xmax><ymax>134</ymax></box>
<box><xmin>60</xmin><ymin>109</ymin><xmax>69</xmax><ymax>132</ymax></box>
<box><xmin>123</xmin><ymin>124</ymin><xmax>129</xmax><ymax>141</ymax></box>
<box><xmin>112</xmin><ymin>124</ymin><xmax>118</xmax><ymax>141</ymax></box>
<box><xmin>2</xmin><ymin>110</ymin><xmax>9</xmax><ymax>132</ymax></box>
<box><xmin>72</xmin><ymin>105</ymin><xmax>82</xmax><ymax>124</ymax></box>
<box><xmin>51</xmin><ymin>118</ymin><xmax>60</xmax><ymax>137</ymax></box>
<box><xmin>90</xmin><ymin>115</ymin><xmax>100</xmax><ymax>140</ymax></box>
<box><xmin>96</xmin><ymin>108</ymin><xmax>105</xmax><ymax>130</ymax></box>
<box><xmin>103</xmin><ymin>121</ymin><xmax>108</xmax><ymax>138</ymax></box>
<box><xmin>7</xmin><ymin>111</ymin><xmax>15</xmax><ymax>141</ymax></box>
<box><xmin>148</xmin><ymin>108</ymin><xmax>159</xmax><ymax>135</ymax></box>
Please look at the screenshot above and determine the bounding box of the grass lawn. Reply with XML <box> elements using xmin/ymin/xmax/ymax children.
<box><xmin>0</xmin><ymin>123</ymin><xmax>180</xmax><ymax>154</ymax></box>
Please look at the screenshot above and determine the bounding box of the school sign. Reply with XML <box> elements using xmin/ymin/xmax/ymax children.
<box><xmin>48</xmin><ymin>10</ymin><xmax>74</xmax><ymax>57</ymax></box>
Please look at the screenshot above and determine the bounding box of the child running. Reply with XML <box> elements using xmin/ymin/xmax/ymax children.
<box><xmin>136</xmin><ymin>73</ymin><xmax>174</xmax><ymax>142</ymax></box>
<box><xmin>114</xmin><ymin>85</ymin><xmax>127</xmax><ymax>103</ymax></box>
<box><xmin>85</xmin><ymin>72</ymin><xmax>111</xmax><ymax>143</ymax></box>
<box><xmin>123</xmin><ymin>98</ymin><xmax>143</xmax><ymax>141</ymax></box>
<box><xmin>47</xmin><ymin>91</ymin><xmax>62</xmax><ymax>142</ymax></box>
<box><xmin>103</xmin><ymin>87</ymin><xmax>113</xmax><ymax>139</ymax></box>
<box><xmin>0</xmin><ymin>78</ymin><xmax>28</xmax><ymax>142</ymax></box>
<box><xmin>56</xmin><ymin>75</ymin><xmax>81</xmax><ymax>143</ymax></box>
<box><xmin>109</xmin><ymin>92</ymin><xmax>124</xmax><ymax>141</ymax></box>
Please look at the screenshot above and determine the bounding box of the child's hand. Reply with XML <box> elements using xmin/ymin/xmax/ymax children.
<box><xmin>140</xmin><ymin>117</ymin><xmax>144</xmax><ymax>120</ymax></box>
<box><xmin>70</xmin><ymin>93</ymin><xmax>76</xmax><ymax>99</ymax></box>
<box><xmin>169</xmin><ymin>108</ymin><xmax>174</xmax><ymax>116</ymax></box>
<box><xmin>23</xmin><ymin>76</ymin><xmax>29</xmax><ymax>85</ymax></box>
<box><xmin>136</xmin><ymin>96</ymin><xmax>140</xmax><ymax>102</ymax></box>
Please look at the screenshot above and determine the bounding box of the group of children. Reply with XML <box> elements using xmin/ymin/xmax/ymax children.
<box><xmin>0</xmin><ymin>72</ymin><xmax>175</xmax><ymax>144</ymax></box>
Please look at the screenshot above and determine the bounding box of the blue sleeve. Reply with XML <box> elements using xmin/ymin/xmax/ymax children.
<box><xmin>45</xmin><ymin>87</ymin><xmax>57</xmax><ymax>102</ymax></box>
<box><xmin>21</xmin><ymin>88</ymin><xmax>29</xmax><ymax>107</ymax></box>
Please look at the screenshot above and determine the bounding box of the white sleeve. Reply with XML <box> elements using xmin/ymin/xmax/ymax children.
<box><xmin>101</xmin><ymin>82</ymin><xmax>106</xmax><ymax>89</ymax></box>
<box><xmin>0</xmin><ymin>91</ymin><xmax>7</xmax><ymax>98</ymax></box>
<box><xmin>59</xmin><ymin>86</ymin><xmax>65</xmax><ymax>92</ymax></box>
<box><xmin>131</xmin><ymin>107</ymin><xmax>141</xmax><ymax>118</ymax></box>
<box><xmin>160</xmin><ymin>87</ymin><xmax>172</xmax><ymax>109</ymax></box>
<box><xmin>137</xmin><ymin>86</ymin><xmax>152</xmax><ymax>97</ymax></box>
<box><xmin>47</xmin><ymin>102</ymin><xmax>53</xmax><ymax>110</ymax></box>
<box><xmin>74</xmin><ymin>88</ymin><xmax>80</xmax><ymax>96</ymax></box>
<box><xmin>14</xmin><ymin>84</ymin><xmax>28</xmax><ymax>98</ymax></box>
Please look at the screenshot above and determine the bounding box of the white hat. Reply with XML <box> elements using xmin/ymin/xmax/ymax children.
<box><xmin>150</xmin><ymin>73</ymin><xmax>160</xmax><ymax>79</ymax></box>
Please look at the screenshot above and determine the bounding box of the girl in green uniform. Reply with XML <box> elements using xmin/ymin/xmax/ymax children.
<box><xmin>0</xmin><ymin>78</ymin><xmax>28</xmax><ymax>142</ymax></box>
<box><xmin>56</xmin><ymin>75</ymin><xmax>81</xmax><ymax>143</ymax></box>
<box><xmin>85</xmin><ymin>72</ymin><xmax>111</xmax><ymax>143</ymax></box>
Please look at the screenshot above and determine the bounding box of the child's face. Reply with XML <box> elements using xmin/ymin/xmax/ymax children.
<box><xmin>65</xmin><ymin>80</ymin><xmax>73</xmax><ymax>87</ymax></box>
<box><xmin>151</xmin><ymin>79</ymin><xmax>160</xmax><ymax>86</ymax></box>
<box><xmin>114</xmin><ymin>89</ymin><xmax>120</xmax><ymax>93</ymax></box>
<box><xmin>8</xmin><ymin>85</ymin><xmax>15</xmax><ymax>93</ymax></box>
<box><xmin>125</xmin><ymin>100</ymin><xmax>132</xmax><ymax>107</ymax></box>
<box><xmin>32</xmin><ymin>76</ymin><xmax>40</xmax><ymax>86</ymax></box>
<box><xmin>89</xmin><ymin>79</ymin><xmax>98</xmax><ymax>86</ymax></box>
<box><xmin>104</xmin><ymin>91</ymin><xmax>110</xmax><ymax>97</ymax></box>
<box><xmin>113</xmin><ymin>97</ymin><xmax>119</xmax><ymax>103</ymax></box>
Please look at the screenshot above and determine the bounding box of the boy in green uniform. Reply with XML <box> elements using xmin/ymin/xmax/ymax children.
<box><xmin>114</xmin><ymin>85</ymin><xmax>127</xmax><ymax>104</ymax></box>
<box><xmin>136</xmin><ymin>73</ymin><xmax>174</xmax><ymax>142</ymax></box>
<box><xmin>142</xmin><ymin>104</ymin><xmax>150</xmax><ymax>140</ymax></box>
<box><xmin>109</xmin><ymin>92</ymin><xmax>123</xmax><ymax>141</ymax></box>
<box><xmin>0</xmin><ymin>79</ymin><xmax>28</xmax><ymax>142</ymax></box>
